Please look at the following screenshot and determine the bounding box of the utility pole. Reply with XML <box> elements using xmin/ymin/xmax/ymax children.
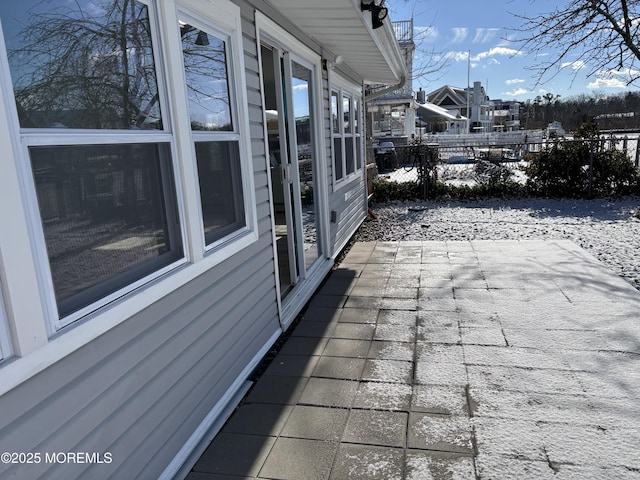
<box><xmin>466</xmin><ymin>50</ymin><xmax>471</xmax><ymax>134</ymax></box>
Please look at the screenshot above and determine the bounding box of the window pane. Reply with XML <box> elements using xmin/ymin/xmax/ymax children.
<box><xmin>334</xmin><ymin>137</ymin><xmax>343</xmax><ymax>180</ymax></box>
<box><xmin>345</xmin><ymin>136</ymin><xmax>355</xmax><ymax>175</ymax></box>
<box><xmin>195</xmin><ymin>141</ymin><xmax>246</xmax><ymax>244</ymax></box>
<box><xmin>356</xmin><ymin>135</ymin><xmax>362</xmax><ymax>171</ymax></box>
<box><xmin>343</xmin><ymin>96</ymin><xmax>352</xmax><ymax>134</ymax></box>
<box><xmin>181</xmin><ymin>21</ymin><xmax>233</xmax><ymax>131</ymax></box>
<box><xmin>354</xmin><ymin>100</ymin><xmax>360</xmax><ymax>134</ymax></box>
<box><xmin>1</xmin><ymin>0</ymin><xmax>163</xmax><ymax>130</ymax></box>
<box><xmin>331</xmin><ymin>92</ymin><xmax>339</xmax><ymax>134</ymax></box>
<box><xmin>30</xmin><ymin>143</ymin><xmax>182</xmax><ymax>318</ymax></box>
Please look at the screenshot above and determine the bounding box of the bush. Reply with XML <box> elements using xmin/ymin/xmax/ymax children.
<box><xmin>371</xmin><ymin>179</ymin><xmax>422</xmax><ymax>202</ymax></box>
<box><xmin>524</xmin><ymin>121</ymin><xmax>639</xmax><ymax>198</ymax></box>
<box><xmin>523</xmin><ymin>142</ymin><xmax>590</xmax><ymax>197</ymax></box>
<box><xmin>371</xmin><ymin>177</ymin><xmax>527</xmax><ymax>202</ymax></box>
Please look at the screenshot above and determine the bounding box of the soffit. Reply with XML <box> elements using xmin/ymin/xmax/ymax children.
<box><xmin>266</xmin><ymin>0</ymin><xmax>406</xmax><ymax>85</ymax></box>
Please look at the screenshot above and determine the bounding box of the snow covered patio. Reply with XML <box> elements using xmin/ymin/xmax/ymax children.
<box><xmin>188</xmin><ymin>240</ymin><xmax>640</xmax><ymax>479</ymax></box>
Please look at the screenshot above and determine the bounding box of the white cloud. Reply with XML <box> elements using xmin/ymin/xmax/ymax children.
<box><xmin>473</xmin><ymin>28</ymin><xmax>500</xmax><ymax>43</ymax></box>
<box><xmin>415</xmin><ymin>25</ymin><xmax>438</xmax><ymax>42</ymax></box>
<box><xmin>587</xmin><ymin>77</ymin><xmax>627</xmax><ymax>89</ymax></box>
<box><xmin>451</xmin><ymin>28</ymin><xmax>468</xmax><ymax>43</ymax></box>
<box><xmin>502</xmin><ymin>87</ymin><xmax>528</xmax><ymax>97</ymax></box>
<box><xmin>596</xmin><ymin>67</ymin><xmax>640</xmax><ymax>78</ymax></box>
<box><xmin>473</xmin><ymin>47</ymin><xmax>522</xmax><ymax>61</ymax></box>
<box><xmin>561</xmin><ymin>60</ymin><xmax>586</xmax><ymax>72</ymax></box>
<box><xmin>505</xmin><ymin>78</ymin><xmax>525</xmax><ymax>85</ymax></box>
<box><xmin>445</xmin><ymin>51</ymin><xmax>471</xmax><ymax>62</ymax></box>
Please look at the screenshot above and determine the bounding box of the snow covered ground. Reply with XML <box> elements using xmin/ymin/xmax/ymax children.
<box><xmin>356</xmin><ymin>197</ymin><xmax>640</xmax><ymax>290</ymax></box>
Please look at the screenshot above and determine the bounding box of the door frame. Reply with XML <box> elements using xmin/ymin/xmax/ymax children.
<box><xmin>256</xmin><ymin>12</ymin><xmax>330</xmax><ymax>329</ymax></box>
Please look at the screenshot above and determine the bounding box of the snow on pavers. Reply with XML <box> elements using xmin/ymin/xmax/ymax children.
<box><xmin>386</xmin><ymin>240</ymin><xmax>639</xmax><ymax>478</ymax></box>
<box><xmin>193</xmin><ymin>239</ymin><xmax>640</xmax><ymax>479</ymax></box>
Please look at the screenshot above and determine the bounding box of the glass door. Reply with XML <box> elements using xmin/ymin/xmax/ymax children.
<box><xmin>261</xmin><ymin>45</ymin><xmax>321</xmax><ymax>301</ymax></box>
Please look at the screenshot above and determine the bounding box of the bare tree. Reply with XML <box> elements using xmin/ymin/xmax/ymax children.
<box><xmin>512</xmin><ymin>0</ymin><xmax>640</xmax><ymax>87</ymax></box>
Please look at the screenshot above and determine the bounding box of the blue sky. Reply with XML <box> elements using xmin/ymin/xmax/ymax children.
<box><xmin>387</xmin><ymin>0</ymin><xmax>637</xmax><ymax>102</ymax></box>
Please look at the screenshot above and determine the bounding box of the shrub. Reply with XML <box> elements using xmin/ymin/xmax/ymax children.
<box><xmin>371</xmin><ymin>179</ymin><xmax>422</xmax><ymax>202</ymax></box>
<box><xmin>523</xmin><ymin>142</ymin><xmax>590</xmax><ymax>197</ymax></box>
<box><xmin>371</xmin><ymin>177</ymin><xmax>527</xmax><ymax>202</ymax></box>
<box><xmin>524</xmin><ymin>122</ymin><xmax>640</xmax><ymax>197</ymax></box>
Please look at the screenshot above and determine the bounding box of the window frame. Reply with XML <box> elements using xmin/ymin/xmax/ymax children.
<box><xmin>0</xmin><ymin>0</ymin><xmax>257</xmax><ymax>370</ymax></box>
<box><xmin>175</xmin><ymin>8</ymin><xmax>255</xmax><ymax>253</ymax></box>
<box><xmin>330</xmin><ymin>75</ymin><xmax>363</xmax><ymax>188</ymax></box>
<box><xmin>0</xmin><ymin>279</ymin><xmax>10</xmax><ymax>362</ymax></box>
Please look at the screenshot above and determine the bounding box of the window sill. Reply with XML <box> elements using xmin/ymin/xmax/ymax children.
<box><xmin>333</xmin><ymin>170</ymin><xmax>364</xmax><ymax>191</ymax></box>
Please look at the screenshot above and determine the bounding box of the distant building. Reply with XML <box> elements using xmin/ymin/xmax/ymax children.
<box><xmin>424</xmin><ymin>82</ymin><xmax>520</xmax><ymax>133</ymax></box>
<box><xmin>366</xmin><ymin>19</ymin><xmax>416</xmax><ymax>143</ymax></box>
<box><xmin>492</xmin><ymin>99</ymin><xmax>521</xmax><ymax>131</ymax></box>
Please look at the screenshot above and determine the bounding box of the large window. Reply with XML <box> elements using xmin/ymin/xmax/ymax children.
<box><xmin>179</xmin><ymin>15</ymin><xmax>246</xmax><ymax>246</ymax></box>
<box><xmin>331</xmin><ymin>84</ymin><xmax>362</xmax><ymax>184</ymax></box>
<box><xmin>30</xmin><ymin>143</ymin><xmax>181</xmax><ymax>318</ymax></box>
<box><xmin>0</xmin><ymin>0</ymin><xmax>253</xmax><ymax>331</ymax></box>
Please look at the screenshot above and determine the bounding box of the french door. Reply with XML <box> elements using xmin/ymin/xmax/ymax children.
<box><xmin>261</xmin><ymin>44</ymin><xmax>322</xmax><ymax>301</ymax></box>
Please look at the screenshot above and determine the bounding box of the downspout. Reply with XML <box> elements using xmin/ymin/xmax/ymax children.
<box><xmin>364</xmin><ymin>75</ymin><xmax>407</xmax><ymax>103</ymax></box>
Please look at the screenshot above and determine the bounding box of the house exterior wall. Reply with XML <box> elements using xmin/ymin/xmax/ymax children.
<box><xmin>0</xmin><ymin>1</ymin><xmax>373</xmax><ymax>479</ymax></box>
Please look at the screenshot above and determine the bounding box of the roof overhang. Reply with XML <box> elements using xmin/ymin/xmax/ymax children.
<box><xmin>265</xmin><ymin>0</ymin><xmax>407</xmax><ymax>85</ymax></box>
<box><xmin>417</xmin><ymin>102</ymin><xmax>466</xmax><ymax>121</ymax></box>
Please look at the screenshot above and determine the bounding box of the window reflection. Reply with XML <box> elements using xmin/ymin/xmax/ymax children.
<box><xmin>1</xmin><ymin>0</ymin><xmax>163</xmax><ymax>129</ymax></box>
<box><xmin>180</xmin><ymin>21</ymin><xmax>233</xmax><ymax>131</ymax></box>
<box><xmin>194</xmin><ymin>141</ymin><xmax>246</xmax><ymax>244</ymax></box>
<box><xmin>30</xmin><ymin>143</ymin><xmax>182</xmax><ymax>317</ymax></box>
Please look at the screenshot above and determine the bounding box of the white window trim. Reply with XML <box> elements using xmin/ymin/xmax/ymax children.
<box><xmin>330</xmin><ymin>73</ymin><xmax>364</xmax><ymax>190</ymax></box>
<box><xmin>175</xmin><ymin>6</ymin><xmax>257</xmax><ymax>255</ymax></box>
<box><xmin>0</xmin><ymin>277</ymin><xmax>11</xmax><ymax>361</ymax></box>
<box><xmin>0</xmin><ymin>0</ymin><xmax>257</xmax><ymax>392</ymax></box>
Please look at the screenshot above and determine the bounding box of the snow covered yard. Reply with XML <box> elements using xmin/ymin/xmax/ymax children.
<box><xmin>356</xmin><ymin>197</ymin><xmax>640</xmax><ymax>290</ymax></box>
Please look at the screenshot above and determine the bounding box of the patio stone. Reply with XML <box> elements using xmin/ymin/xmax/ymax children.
<box><xmin>312</xmin><ymin>356</ymin><xmax>366</xmax><ymax>380</ymax></box>
<box><xmin>415</xmin><ymin>361</ymin><xmax>468</xmax><ymax>386</ymax></box>
<box><xmin>323</xmin><ymin>338</ymin><xmax>371</xmax><ymax>358</ymax></box>
<box><xmin>258</xmin><ymin>437</ymin><xmax>338</xmax><ymax>480</ymax></box>
<box><xmin>368</xmin><ymin>341</ymin><xmax>414</xmax><ymax>361</ymax></box>
<box><xmin>342</xmin><ymin>409</ymin><xmax>408</xmax><ymax>447</ymax></box>
<box><xmin>245</xmin><ymin>375</ymin><xmax>308</xmax><ymax>405</ymax></box>
<box><xmin>407</xmin><ymin>413</ymin><xmax>474</xmax><ymax>454</ymax></box>
<box><xmin>278</xmin><ymin>336</ymin><xmax>328</xmax><ymax>356</ymax></box>
<box><xmin>417</xmin><ymin>326</ymin><xmax>461</xmax><ymax>344</ymax></box>
<box><xmin>281</xmin><ymin>405</ymin><xmax>349</xmax><ymax>441</ymax></box>
<box><xmin>405</xmin><ymin>450</ymin><xmax>476</xmax><ymax>480</ymax></box>
<box><xmin>412</xmin><ymin>385</ymin><xmax>469</xmax><ymax>416</ymax></box>
<box><xmin>338</xmin><ymin>308</ymin><xmax>379</xmax><ymax>324</ymax></box>
<box><xmin>193</xmin><ymin>433</ymin><xmax>275</xmax><ymax>477</ymax></box>
<box><xmin>222</xmin><ymin>403</ymin><xmax>292</xmax><ymax>436</ymax></box>
<box><xmin>263</xmin><ymin>354</ymin><xmax>319</xmax><ymax>377</ymax></box>
<box><xmin>374</xmin><ymin>323</ymin><xmax>416</xmax><ymax>343</ymax></box>
<box><xmin>352</xmin><ymin>381</ymin><xmax>412</xmax><ymax>411</ymax></box>
<box><xmin>376</xmin><ymin>309</ymin><xmax>417</xmax><ymax>325</ymax></box>
<box><xmin>330</xmin><ymin>444</ymin><xmax>403</xmax><ymax>480</ymax></box>
<box><xmin>298</xmin><ymin>377</ymin><xmax>358</xmax><ymax>407</ymax></box>
<box><xmin>332</xmin><ymin>323</ymin><xmax>375</xmax><ymax>340</ymax></box>
<box><xmin>302</xmin><ymin>306</ymin><xmax>343</xmax><ymax>323</ymax></box>
<box><xmin>290</xmin><ymin>320</ymin><xmax>336</xmax><ymax>338</ymax></box>
<box><xmin>362</xmin><ymin>359</ymin><xmax>413</xmax><ymax>384</ymax></box>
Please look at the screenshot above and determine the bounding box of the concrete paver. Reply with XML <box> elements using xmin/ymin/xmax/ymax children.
<box><xmin>188</xmin><ymin>240</ymin><xmax>640</xmax><ymax>479</ymax></box>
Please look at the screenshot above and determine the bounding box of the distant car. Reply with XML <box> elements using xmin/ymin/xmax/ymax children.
<box><xmin>376</xmin><ymin>141</ymin><xmax>396</xmax><ymax>155</ymax></box>
<box><xmin>375</xmin><ymin>142</ymin><xmax>397</xmax><ymax>172</ymax></box>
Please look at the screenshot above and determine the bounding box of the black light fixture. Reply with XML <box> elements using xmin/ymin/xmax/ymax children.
<box><xmin>361</xmin><ymin>0</ymin><xmax>388</xmax><ymax>30</ymax></box>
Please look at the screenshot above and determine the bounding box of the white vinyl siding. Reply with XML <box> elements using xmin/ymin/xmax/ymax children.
<box><xmin>0</xmin><ymin>0</ymin><xmax>256</xmax><ymax>350</ymax></box>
